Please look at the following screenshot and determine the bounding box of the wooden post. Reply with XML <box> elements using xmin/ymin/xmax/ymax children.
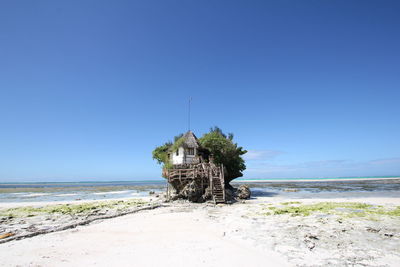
<box><xmin>166</xmin><ymin>182</ymin><xmax>169</xmax><ymax>200</ymax></box>
<box><xmin>209</xmin><ymin>167</ymin><xmax>213</xmax><ymax>196</ymax></box>
<box><xmin>220</xmin><ymin>164</ymin><xmax>225</xmax><ymax>202</ymax></box>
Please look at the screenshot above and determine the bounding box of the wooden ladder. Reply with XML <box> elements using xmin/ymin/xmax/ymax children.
<box><xmin>212</xmin><ymin>165</ymin><xmax>225</xmax><ymax>204</ymax></box>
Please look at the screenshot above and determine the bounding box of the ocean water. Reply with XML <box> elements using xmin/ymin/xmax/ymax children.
<box><xmin>234</xmin><ymin>177</ymin><xmax>400</xmax><ymax>199</ymax></box>
<box><xmin>1</xmin><ymin>177</ymin><xmax>399</xmax><ymax>203</ymax></box>
<box><xmin>236</xmin><ymin>176</ymin><xmax>400</xmax><ymax>181</ymax></box>
<box><xmin>0</xmin><ymin>180</ymin><xmax>167</xmax><ymax>203</ymax></box>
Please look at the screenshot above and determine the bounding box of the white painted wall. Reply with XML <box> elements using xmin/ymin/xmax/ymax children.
<box><xmin>171</xmin><ymin>147</ymin><xmax>184</xmax><ymax>164</ymax></box>
<box><xmin>171</xmin><ymin>147</ymin><xmax>197</xmax><ymax>164</ymax></box>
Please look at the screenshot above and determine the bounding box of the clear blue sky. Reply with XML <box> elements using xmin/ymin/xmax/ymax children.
<box><xmin>1</xmin><ymin>1</ymin><xmax>399</xmax><ymax>182</ymax></box>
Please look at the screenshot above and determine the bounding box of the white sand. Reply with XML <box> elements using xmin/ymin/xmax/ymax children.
<box><xmin>0</xmin><ymin>203</ymin><xmax>288</xmax><ymax>267</ymax></box>
<box><xmin>1</xmin><ymin>196</ymin><xmax>399</xmax><ymax>266</ymax></box>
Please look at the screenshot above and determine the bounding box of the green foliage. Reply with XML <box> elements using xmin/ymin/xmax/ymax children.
<box><xmin>170</xmin><ymin>136</ymin><xmax>185</xmax><ymax>153</ymax></box>
<box><xmin>199</xmin><ymin>126</ymin><xmax>247</xmax><ymax>182</ymax></box>
<box><xmin>164</xmin><ymin>161</ymin><xmax>174</xmax><ymax>170</ymax></box>
<box><xmin>152</xmin><ymin>134</ymin><xmax>185</xmax><ymax>169</ymax></box>
<box><xmin>152</xmin><ymin>134</ymin><xmax>184</xmax><ymax>168</ymax></box>
<box><xmin>152</xmin><ymin>142</ymin><xmax>172</xmax><ymax>165</ymax></box>
<box><xmin>152</xmin><ymin>127</ymin><xmax>247</xmax><ymax>182</ymax></box>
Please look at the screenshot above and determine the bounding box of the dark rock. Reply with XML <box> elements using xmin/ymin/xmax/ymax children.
<box><xmin>26</xmin><ymin>225</ymin><xmax>38</xmax><ymax>232</ymax></box>
<box><xmin>307</xmin><ymin>242</ymin><xmax>315</xmax><ymax>250</ymax></box>
<box><xmin>366</xmin><ymin>227</ymin><xmax>380</xmax><ymax>233</ymax></box>
<box><xmin>180</xmin><ymin>180</ymin><xmax>204</xmax><ymax>202</ymax></box>
<box><xmin>304</xmin><ymin>234</ymin><xmax>318</xmax><ymax>250</ymax></box>
<box><xmin>225</xmin><ymin>188</ymin><xmax>234</xmax><ymax>201</ymax></box>
<box><xmin>305</xmin><ymin>234</ymin><xmax>319</xmax><ymax>240</ymax></box>
<box><xmin>169</xmin><ymin>194</ymin><xmax>179</xmax><ymax>201</ymax></box>
<box><xmin>237</xmin><ymin>185</ymin><xmax>251</xmax><ymax>199</ymax></box>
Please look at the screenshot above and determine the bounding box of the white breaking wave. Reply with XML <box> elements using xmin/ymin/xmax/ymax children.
<box><xmin>54</xmin><ymin>193</ymin><xmax>79</xmax><ymax>197</ymax></box>
<box><xmin>23</xmin><ymin>193</ymin><xmax>51</xmax><ymax>197</ymax></box>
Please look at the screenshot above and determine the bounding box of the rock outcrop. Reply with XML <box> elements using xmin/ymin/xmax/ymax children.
<box><xmin>237</xmin><ymin>185</ymin><xmax>251</xmax><ymax>199</ymax></box>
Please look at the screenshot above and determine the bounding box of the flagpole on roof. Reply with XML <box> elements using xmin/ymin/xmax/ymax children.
<box><xmin>188</xmin><ymin>97</ymin><xmax>192</xmax><ymax>131</ymax></box>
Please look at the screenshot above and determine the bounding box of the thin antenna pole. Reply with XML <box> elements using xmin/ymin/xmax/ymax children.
<box><xmin>188</xmin><ymin>97</ymin><xmax>192</xmax><ymax>131</ymax></box>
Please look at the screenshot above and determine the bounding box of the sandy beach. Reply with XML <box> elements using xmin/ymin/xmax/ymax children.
<box><xmin>1</xmin><ymin>190</ymin><xmax>399</xmax><ymax>267</ymax></box>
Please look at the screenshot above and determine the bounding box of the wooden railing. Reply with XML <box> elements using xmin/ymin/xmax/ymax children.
<box><xmin>166</xmin><ymin>163</ymin><xmax>211</xmax><ymax>182</ymax></box>
<box><xmin>220</xmin><ymin>164</ymin><xmax>225</xmax><ymax>201</ymax></box>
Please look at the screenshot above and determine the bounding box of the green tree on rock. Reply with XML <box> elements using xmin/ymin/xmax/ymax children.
<box><xmin>152</xmin><ymin>127</ymin><xmax>247</xmax><ymax>184</ymax></box>
<box><xmin>198</xmin><ymin>127</ymin><xmax>247</xmax><ymax>184</ymax></box>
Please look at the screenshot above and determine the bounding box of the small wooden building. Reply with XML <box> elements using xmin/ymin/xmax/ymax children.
<box><xmin>164</xmin><ymin>131</ymin><xmax>226</xmax><ymax>203</ymax></box>
<box><xmin>169</xmin><ymin>131</ymin><xmax>202</xmax><ymax>165</ymax></box>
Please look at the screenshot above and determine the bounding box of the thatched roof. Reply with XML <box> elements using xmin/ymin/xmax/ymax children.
<box><xmin>181</xmin><ymin>131</ymin><xmax>200</xmax><ymax>148</ymax></box>
<box><xmin>167</xmin><ymin>131</ymin><xmax>202</xmax><ymax>154</ymax></box>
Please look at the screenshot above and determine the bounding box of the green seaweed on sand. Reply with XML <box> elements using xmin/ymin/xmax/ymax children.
<box><xmin>0</xmin><ymin>199</ymin><xmax>146</xmax><ymax>218</ymax></box>
<box><xmin>261</xmin><ymin>202</ymin><xmax>400</xmax><ymax>219</ymax></box>
<box><xmin>386</xmin><ymin>206</ymin><xmax>400</xmax><ymax>216</ymax></box>
<box><xmin>281</xmin><ymin>201</ymin><xmax>301</xmax><ymax>205</ymax></box>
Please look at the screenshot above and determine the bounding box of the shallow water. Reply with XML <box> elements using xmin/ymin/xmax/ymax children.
<box><xmin>1</xmin><ymin>179</ymin><xmax>399</xmax><ymax>203</ymax></box>
<box><xmin>0</xmin><ymin>181</ymin><xmax>167</xmax><ymax>203</ymax></box>
<box><xmin>235</xmin><ymin>179</ymin><xmax>400</xmax><ymax>199</ymax></box>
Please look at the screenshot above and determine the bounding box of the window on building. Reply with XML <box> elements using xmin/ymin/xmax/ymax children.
<box><xmin>187</xmin><ymin>148</ymin><xmax>195</xmax><ymax>155</ymax></box>
<box><xmin>176</xmin><ymin>149</ymin><xmax>179</xmax><ymax>156</ymax></box>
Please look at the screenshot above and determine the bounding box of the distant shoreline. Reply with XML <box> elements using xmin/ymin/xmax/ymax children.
<box><xmin>235</xmin><ymin>177</ymin><xmax>400</xmax><ymax>183</ymax></box>
<box><xmin>2</xmin><ymin>176</ymin><xmax>400</xmax><ymax>185</ymax></box>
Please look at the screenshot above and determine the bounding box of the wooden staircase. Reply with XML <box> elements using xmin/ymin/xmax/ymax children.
<box><xmin>210</xmin><ymin>164</ymin><xmax>225</xmax><ymax>204</ymax></box>
<box><xmin>164</xmin><ymin>163</ymin><xmax>226</xmax><ymax>204</ymax></box>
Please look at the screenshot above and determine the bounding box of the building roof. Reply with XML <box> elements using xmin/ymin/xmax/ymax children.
<box><xmin>181</xmin><ymin>131</ymin><xmax>200</xmax><ymax>148</ymax></box>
